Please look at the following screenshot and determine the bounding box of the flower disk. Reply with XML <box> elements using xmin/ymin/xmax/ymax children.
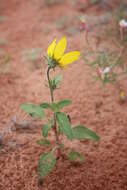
<box><xmin>47</xmin><ymin>37</ymin><xmax>80</xmax><ymax>68</ymax></box>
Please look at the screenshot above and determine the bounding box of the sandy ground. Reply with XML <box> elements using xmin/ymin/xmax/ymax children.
<box><xmin>0</xmin><ymin>0</ymin><xmax>127</xmax><ymax>189</ymax></box>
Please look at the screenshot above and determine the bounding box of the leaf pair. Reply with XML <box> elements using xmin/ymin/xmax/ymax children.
<box><xmin>38</xmin><ymin>149</ymin><xmax>85</xmax><ymax>184</ymax></box>
<box><xmin>40</xmin><ymin>99</ymin><xmax>72</xmax><ymax>113</ymax></box>
<box><xmin>21</xmin><ymin>99</ymin><xmax>72</xmax><ymax>119</ymax></box>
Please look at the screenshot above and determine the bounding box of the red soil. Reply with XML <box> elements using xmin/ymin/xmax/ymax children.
<box><xmin>0</xmin><ymin>0</ymin><xmax>127</xmax><ymax>190</ymax></box>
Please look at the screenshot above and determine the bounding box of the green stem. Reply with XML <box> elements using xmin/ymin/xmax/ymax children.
<box><xmin>47</xmin><ymin>67</ymin><xmax>54</xmax><ymax>102</ymax></box>
<box><xmin>47</xmin><ymin>67</ymin><xmax>60</xmax><ymax>154</ymax></box>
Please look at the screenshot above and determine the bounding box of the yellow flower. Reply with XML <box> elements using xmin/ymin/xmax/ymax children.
<box><xmin>47</xmin><ymin>37</ymin><xmax>80</xmax><ymax>68</ymax></box>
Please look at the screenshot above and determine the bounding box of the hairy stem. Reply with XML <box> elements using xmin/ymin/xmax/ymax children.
<box><xmin>47</xmin><ymin>67</ymin><xmax>54</xmax><ymax>102</ymax></box>
<box><xmin>47</xmin><ymin>67</ymin><xmax>60</xmax><ymax>156</ymax></box>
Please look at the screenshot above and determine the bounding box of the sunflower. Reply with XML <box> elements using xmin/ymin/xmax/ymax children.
<box><xmin>47</xmin><ymin>37</ymin><xmax>80</xmax><ymax>68</ymax></box>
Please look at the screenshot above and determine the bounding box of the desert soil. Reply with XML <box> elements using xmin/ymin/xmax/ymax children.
<box><xmin>0</xmin><ymin>0</ymin><xmax>127</xmax><ymax>190</ymax></box>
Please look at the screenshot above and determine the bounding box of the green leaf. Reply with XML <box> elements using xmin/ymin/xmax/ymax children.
<box><xmin>42</xmin><ymin>124</ymin><xmax>52</xmax><ymax>137</ymax></box>
<box><xmin>40</xmin><ymin>102</ymin><xmax>50</xmax><ymax>109</ymax></box>
<box><xmin>68</xmin><ymin>150</ymin><xmax>84</xmax><ymax>162</ymax></box>
<box><xmin>38</xmin><ymin>151</ymin><xmax>56</xmax><ymax>181</ymax></box>
<box><xmin>42</xmin><ymin>118</ymin><xmax>54</xmax><ymax>137</ymax></box>
<box><xmin>56</xmin><ymin>112</ymin><xmax>73</xmax><ymax>140</ymax></box>
<box><xmin>51</xmin><ymin>75</ymin><xmax>62</xmax><ymax>90</ymax></box>
<box><xmin>72</xmin><ymin>125</ymin><xmax>100</xmax><ymax>141</ymax></box>
<box><xmin>21</xmin><ymin>103</ymin><xmax>45</xmax><ymax>118</ymax></box>
<box><xmin>50</xmin><ymin>75</ymin><xmax>62</xmax><ymax>90</ymax></box>
<box><xmin>53</xmin><ymin>75</ymin><xmax>62</xmax><ymax>87</ymax></box>
<box><xmin>57</xmin><ymin>99</ymin><xmax>72</xmax><ymax>109</ymax></box>
<box><xmin>36</xmin><ymin>139</ymin><xmax>51</xmax><ymax>146</ymax></box>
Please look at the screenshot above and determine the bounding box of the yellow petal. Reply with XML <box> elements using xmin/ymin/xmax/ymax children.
<box><xmin>59</xmin><ymin>51</ymin><xmax>80</xmax><ymax>67</ymax></box>
<box><xmin>47</xmin><ymin>39</ymin><xmax>56</xmax><ymax>57</ymax></box>
<box><xmin>54</xmin><ymin>37</ymin><xmax>67</xmax><ymax>60</ymax></box>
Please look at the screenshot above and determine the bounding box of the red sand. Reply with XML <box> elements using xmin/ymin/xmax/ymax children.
<box><xmin>0</xmin><ymin>0</ymin><xmax>127</xmax><ymax>189</ymax></box>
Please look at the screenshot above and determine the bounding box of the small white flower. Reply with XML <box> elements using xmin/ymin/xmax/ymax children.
<box><xmin>96</xmin><ymin>66</ymin><xmax>111</xmax><ymax>80</ymax></box>
<box><xmin>103</xmin><ymin>67</ymin><xmax>111</xmax><ymax>74</ymax></box>
<box><xmin>119</xmin><ymin>19</ymin><xmax>127</xmax><ymax>28</ymax></box>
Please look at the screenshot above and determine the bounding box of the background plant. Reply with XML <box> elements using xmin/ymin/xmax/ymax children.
<box><xmin>21</xmin><ymin>37</ymin><xmax>100</xmax><ymax>186</ymax></box>
<box><xmin>82</xmin><ymin>45</ymin><xmax>127</xmax><ymax>101</ymax></box>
